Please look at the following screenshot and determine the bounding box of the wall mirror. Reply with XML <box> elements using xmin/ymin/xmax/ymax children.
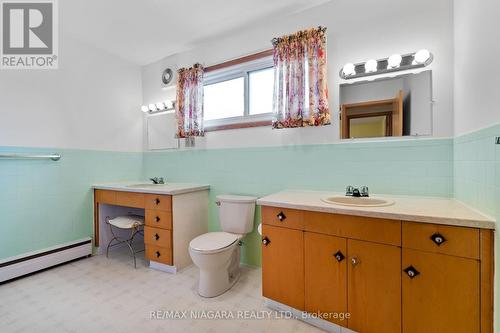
<box><xmin>339</xmin><ymin>70</ymin><xmax>433</xmax><ymax>139</ymax></box>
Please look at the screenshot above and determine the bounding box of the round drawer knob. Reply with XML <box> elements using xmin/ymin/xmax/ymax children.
<box><xmin>333</xmin><ymin>251</ymin><xmax>345</xmax><ymax>262</ymax></box>
<box><xmin>430</xmin><ymin>233</ymin><xmax>446</xmax><ymax>246</ymax></box>
<box><xmin>351</xmin><ymin>257</ymin><xmax>359</xmax><ymax>266</ymax></box>
<box><xmin>404</xmin><ymin>265</ymin><xmax>420</xmax><ymax>279</ymax></box>
<box><xmin>262</xmin><ymin>237</ymin><xmax>271</xmax><ymax>246</ymax></box>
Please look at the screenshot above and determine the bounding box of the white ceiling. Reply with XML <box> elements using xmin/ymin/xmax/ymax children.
<box><xmin>62</xmin><ymin>0</ymin><xmax>331</xmax><ymax>66</ymax></box>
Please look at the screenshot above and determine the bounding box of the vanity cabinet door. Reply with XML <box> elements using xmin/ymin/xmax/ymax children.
<box><xmin>402</xmin><ymin>248</ymin><xmax>480</xmax><ymax>333</ymax></box>
<box><xmin>347</xmin><ymin>239</ymin><xmax>401</xmax><ymax>333</ymax></box>
<box><xmin>305</xmin><ymin>232</ymin><xmax>347</xmax><ymax>327</ymax></box>
<box><xmin>261</xmin><ymin>225</ymin><xmax>304</xmax><ymax>310</ymax></box>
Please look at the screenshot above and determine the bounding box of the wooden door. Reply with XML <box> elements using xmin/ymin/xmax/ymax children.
<box><xmin>305</xmin><ymin>232</ymin><xmax>348</xmax><ymax>326</ymax></box>
<box><xmin>402</xmin><ymin>248</ymin><xmax>480</xmax><ymax>333</ymax></box>
<box><xmin>341</xmin><ymin>104</ymin><xmax>348</xmax><ymax>139</ymax></box>
<box><xmin>348</xmin><ymin>239</ymin><xmax>401</xmax><ymax>333</ymax></box>
<box><xmin>262</xmin><ymin>225</ymin><xmax>304</xmax><ymax>310</ymax></box>
<box><xmin>392</xmin><ymin>90</ymin><xmax>403</xmax><ymax>136</ymax></box>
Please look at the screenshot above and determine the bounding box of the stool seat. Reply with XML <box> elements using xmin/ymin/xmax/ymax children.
<box><xmin>108</xmin><ymin>215</ymin><xmax>144</xmax><ymax>229</ymax></box>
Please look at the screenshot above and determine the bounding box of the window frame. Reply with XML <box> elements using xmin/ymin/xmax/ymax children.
<box><xmin>203</xmin><ymin>50</ymin><xmax>274</xmax><ymax>131</ymax></box>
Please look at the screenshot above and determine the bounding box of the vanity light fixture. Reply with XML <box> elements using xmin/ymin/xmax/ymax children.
<box><xmin>141</xmin><ymin>100</ymin><xmax>175</xmax><ymax>114</ymax></box>
<box><xmin>365</xmin><ymin>59</ymin><xmax>378</xmax><ymax>73</ymax></box>
<box><xmin>339</xmin><ymin>49</ymin><xmax>433</xmax><ymax>79</ymax></box>
<box><xmin>414</xmin><ymin>49</ymin><xmax>431</xmax><ymax>64</ymax></box>
<box><xmin>342</xmin><ymin>63</ymin><xmax>356</xmax><ymax>77</ymax></box>
<box><xmin>388</xmin><ymin>54</ymin><xmax>402</xmax><ymax>68</ymax></box>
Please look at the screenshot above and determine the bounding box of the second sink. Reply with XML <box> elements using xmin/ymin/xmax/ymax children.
<box><xmin>322</xmin><ymin>196</ymin><xmax>394</xmax><ymax>207</ymax></box>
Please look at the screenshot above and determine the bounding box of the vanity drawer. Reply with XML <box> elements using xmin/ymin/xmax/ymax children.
<box><xmin>145</xmin><ymin>210</ymin><xmax>172</xmax><ymax>230</ymax></box>
<box><xmin>145</xmin><ymin>245</ymin><xmax>172</xmax><ymax>265</ymax></box>
<box><xmin>304</xmin><ymin>212</ymin><xmax>401</xmax><ymax>246</ymax></box>
<box><xmin>94</xmin><ymin>189</ymin><xmax>116</xmax><ymax>204</ymax></box>
<box><xmin>144</xmin><ymin>226</ymin><xmax>172</xmax><ymax>248</ymax></box>
<box><xmin>144</xmin><ymin>194</ymin><xmax>172</xmax><ymax>211</ymax></box>
<box><xmin>402</xmin><ymin>222</ymin><xmax>480</xmax><ymax>259</ymax></box>
<box><xmin>115</xmin><ymin>191</ymin><xmax>144</xmax><ymax>208</ymax></box>
<box><xmin>261</xmin><ymin>206</ymin><xmax>304</xmax><ymax>230</ymax></box>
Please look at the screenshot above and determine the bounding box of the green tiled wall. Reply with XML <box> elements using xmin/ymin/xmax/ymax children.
<box><xmin>0</xmin><ymin>146</ymin><xmax>143</xmax><ymax>260</ymax></box>
<box><xmin>144</xmin><ymin>138</ymin><xmax>454</xmax><ymax>266</ymax></box>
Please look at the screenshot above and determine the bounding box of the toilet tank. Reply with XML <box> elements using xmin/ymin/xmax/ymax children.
<box><xmin>217</xmin><ymin>195</ymin><xmax>257</xmax><ymax>234</ymax></box>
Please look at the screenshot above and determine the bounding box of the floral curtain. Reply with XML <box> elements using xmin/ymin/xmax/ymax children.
<box><xmin>272</xmin><ymin>26</ymin><xmax>330</xmax><ymax>128</ymax></box>
<box><xmin>175</xmin><ymin>63</ymin><xmax>204</xmax><ymax>138</ymax></box>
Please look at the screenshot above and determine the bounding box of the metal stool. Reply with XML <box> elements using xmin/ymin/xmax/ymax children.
<box><xmin>105</xmin><ymin>215</ymin><xmax>144</xmax><ymax>268</ymax></box>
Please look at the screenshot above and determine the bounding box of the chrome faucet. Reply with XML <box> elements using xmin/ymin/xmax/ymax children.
<box><xmin>149</xmin><ymin>177</ymin><xmax>165</xmax><ymax>184</ymax></box>
<box><xmin>346</xmin><ymin>185</ymin><xmax>369</xmax><ymax>197</ymax></box>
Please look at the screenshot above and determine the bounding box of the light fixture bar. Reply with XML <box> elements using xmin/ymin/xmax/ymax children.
<box><xmin>340</xmin><ymin>50</ymin><xmax>433</xmax><ymax>80</ymax></box>
<box><xmin>141</xmin><ymin>100</ymin><xmax>176</xmax><ymax>114</ymax></box>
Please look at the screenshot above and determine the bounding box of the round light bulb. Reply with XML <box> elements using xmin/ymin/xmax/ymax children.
<box><xmin>365</xmin><ymin>59</ymin><xmax>378</xmax><ymax>73</ymax></box>
<box><xmin>156</xmin><ymin>102</ymin><xmax>166</xmax><ymax>110</ymax></box>
<box><xmin>414</xmin><ymin>49</ymin><xmax>430</xmax><ymax>64</ymax></box>
<box><xmin>148</xmin><ymin>104</ymin><xmax>157</xmax><ymax>112</ymax></box>
<box><xmin>342</xmin><ymin>63</ymin><xmax>356</xmax><ymax>77</ymax></box>
<box><xmin>141</xmin><ymin>105</ymin><xmax>149</xmax><ymax>113</ymax></box>
<box><xmin>164</xmin><ymin>100</ymin><xmax>173</xmax><ymax>109</ymax></box>
<box><xmin>388</xmin><ymin>54</ymin><xmax>402</xmax><ymax>68</ymax></box>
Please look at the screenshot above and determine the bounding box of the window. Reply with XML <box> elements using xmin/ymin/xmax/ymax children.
<box><xmin>203</xmin><ymin>50</ymin><xmax>274</xmax><ymax>131</ymax></box>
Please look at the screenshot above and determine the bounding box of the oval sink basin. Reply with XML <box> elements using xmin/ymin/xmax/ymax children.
<box><xmin>126</xmin><ymin>183</ymin><xmax>168</xmax><ymax>188</ymax></box>
<box><xmin>321</xmin><ymin>196</ymin><xmax>394</xmax><ymax>207</ymax></box>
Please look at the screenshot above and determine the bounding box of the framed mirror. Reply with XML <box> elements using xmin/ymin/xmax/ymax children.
<box><xmin>339</xmin><ymin>70</ymin><xmax>432</xmax><ymax>139</ymax></box>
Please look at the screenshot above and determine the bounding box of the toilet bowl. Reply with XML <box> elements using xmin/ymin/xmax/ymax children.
<box><xmin>189</xmin><ymin>194</ymin><xmax>257</xmax><ymax>298</ymax></box>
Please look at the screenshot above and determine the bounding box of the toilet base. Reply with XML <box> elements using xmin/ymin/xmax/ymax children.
<box><xmin>197</xmin><ymin>268</ymin><xmax>240</xmax><ymax>298</ymax></box>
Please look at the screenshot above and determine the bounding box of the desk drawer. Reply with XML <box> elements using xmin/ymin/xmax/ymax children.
<box><xmin>145</xmin><ymin>245</ymin><xmax>172</xmax><ymax>265</ymax></box>
<box><xmin>115</xmin><ymin>191</ymin><xmax>144</xmax><ymax>208</ymax></box>
<box><xmin>304</xmin><ymin>212</ymin><xmax>401</xmax><ymax>246</ymax></box>
<box><xmin>144</xmin><ymin>226</ymin><xmax>172</xmax><ymax>248</ymax></box>
<box><xmin>145</xmin><ymin>210</ymin><xmax>172</xmax><ymax>230</ymax></box>
<box><xmin>145</xmin><ymin>194</ymin><xmax>172</xmax><ymax>211</ymax></box>
<box><xmin>402</xmin><ymin>222</ymin><xmax>479</xmax><ymax>259</ymax></box>
<box><xmin>262</xmin><ymin>206</ymin><xmax>304</xmax><ymax>230</ymax></box>
<box><xmin>95</xmin><ymin>190</ymin><xmax>116</xmax><ymax>205</ymax></box>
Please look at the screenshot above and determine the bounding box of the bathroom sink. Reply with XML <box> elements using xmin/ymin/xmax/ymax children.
<box><xmin>126</xmin><ymin>183</ymin><xmax>168</xmax><ymax>188</ymax></box>
<box><xmin>321</xmin><ymin>196</ymin><xmax>394</xmax><ymax>207</ymax></box>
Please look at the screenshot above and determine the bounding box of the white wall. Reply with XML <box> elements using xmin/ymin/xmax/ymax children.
<box><xmin>453</xmin><ymin>0</ymin><xmax>500</xmax><ymax>135</ymax></box>
<box><xmin>0</xmin><ymin>33</ymin><xmax>143</xmax><ymax>152</ymax></box>
<box><xmin>142</xmin><ymin>0</ymin><xmax>454</xmax><ymax>149</ymax></box>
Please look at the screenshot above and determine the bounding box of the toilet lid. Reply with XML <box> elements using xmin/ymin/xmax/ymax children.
<box><xmin>190</xmin><ymin>232</ymin><xmax>239</xmax><ymax>253</ymax></box>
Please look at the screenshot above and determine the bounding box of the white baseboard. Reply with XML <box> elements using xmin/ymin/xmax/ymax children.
<box><xmin>0</xmin><ymin>238</ymin><xmax>92</xmax><ymax>283</ymax></box>
<box><xmin>149</xmin><ymin>261</ymin><xmax>177</xmax><ymax>274</ymax></box>
<box><xmin>264</xmin><ymin>298</ymin><xmax>356</xmax><ymax>333</ymax></box>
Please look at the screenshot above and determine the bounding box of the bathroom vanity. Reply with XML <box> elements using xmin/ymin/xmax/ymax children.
<box><xmin>257</xmin><ymin>190</ymin><xmax>495</xmax><ymax>333</ymax></box>
<box><xmin>93</xmin><ymin>182</ymin><xmax>209</xmax><ymax>272</ymax></box>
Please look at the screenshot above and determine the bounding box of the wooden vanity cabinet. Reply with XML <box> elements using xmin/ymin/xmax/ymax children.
<box><xmin>261</xmin><ymin>206</ymin><xmax>493</xmax><ymax>333</ymax></box>
<box><xmin>348</xmin><ymin>239</ymin><xmax>401</xmax><ymax>333</ymax></box>
<box><xmin>402</xmin><ymin>248</ymin><xmax>480</xmax><ymax>333</ymax></box>
<box><xmin>261</xmin><ymin>224</ymin><xmax>304</xmax><ymax>310</ymax></box>
<box><xmin>304</xmin><ymin>232</ymin><xmax>347</xmax><ymax>327</ymax></box>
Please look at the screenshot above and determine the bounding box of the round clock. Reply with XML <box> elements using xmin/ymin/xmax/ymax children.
<box><xmin>161</xmin><ymin>68</ymin><xmax>174</xmax><ymax>85</ymax></box>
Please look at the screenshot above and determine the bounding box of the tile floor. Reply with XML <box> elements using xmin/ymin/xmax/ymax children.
<box><xmin>0</xmin><ymin>249</ymin><xmax>323</xmax><ymax>333</ymax></box>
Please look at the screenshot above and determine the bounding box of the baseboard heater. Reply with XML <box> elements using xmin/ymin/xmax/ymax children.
<box><xmin>0</xmin><ymin>238</ymin><xmax>92</xmax><ymax>283</ymax></box>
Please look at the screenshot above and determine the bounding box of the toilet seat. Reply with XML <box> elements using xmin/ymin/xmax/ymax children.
<box><xmin>189</xmin><ymin>232</ymin><xmax>239</xmax><ymax>254</ymax></box>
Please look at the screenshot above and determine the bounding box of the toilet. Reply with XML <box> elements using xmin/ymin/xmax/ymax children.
<box><xmin>189</xmin><ymin>194</ymin><xmax>257</xmax><ymax>298</ymax></box>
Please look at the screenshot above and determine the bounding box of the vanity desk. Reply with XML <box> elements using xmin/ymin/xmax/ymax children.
<box><xmin>92</xmin><ymin>182</ymin><xmax>209</xmax><ymax>272</ymax></box>
<box><xmin>258</xmin><ymin>190</ymin><xmax>496</xmax><ymax>333</ymax></box>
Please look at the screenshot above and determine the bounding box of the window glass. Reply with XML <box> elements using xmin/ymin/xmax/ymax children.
<box><xmin>249</xmin><ymin>67</ymin><xmax>274</xmax><ymax>115</ymax></box>
<box><xmin>204</xmin><ymin>77</ymin><xmax>244</xmax><ymax>120</ymax></box>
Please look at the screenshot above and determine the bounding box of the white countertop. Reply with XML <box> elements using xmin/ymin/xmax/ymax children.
<box><xmin>257</xmin><ymin>190</ymin><xmax>496</xmax><ymax>229</ymax></box>
<box><xmin>92</xmin><ymin>181</ymin><xmax>210</xmax><ymax>195</ymax></box>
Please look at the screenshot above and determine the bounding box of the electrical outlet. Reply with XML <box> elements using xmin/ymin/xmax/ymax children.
<box><xmin>496</xmin><ymin>137</ymin><xmax>500</xmax><ymax>144</ymax></box>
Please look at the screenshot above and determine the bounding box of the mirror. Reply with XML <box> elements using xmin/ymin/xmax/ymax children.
<box><xmin>339</xmin><ymin>70</ymin><xmax>432</xmax><ymax>139</ymax></box>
